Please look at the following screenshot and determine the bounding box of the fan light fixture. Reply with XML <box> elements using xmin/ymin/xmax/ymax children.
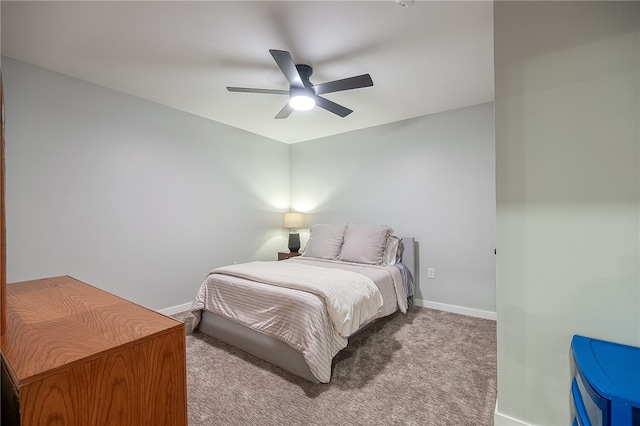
<box><xmin>289</xmin><ymin>95</ymin><xmax>315</xmax><ymax>111</ymax></box>
<box><xmin>289</xmin><ymin>86</ymin><xmax>316</xmax><ymax>111</ymax></box>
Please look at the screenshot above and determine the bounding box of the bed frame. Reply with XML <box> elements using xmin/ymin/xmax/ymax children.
<box><xmin>198</xmin><ymin>237</ymin><xmax>416</xmax><ymax>383</ymax></box>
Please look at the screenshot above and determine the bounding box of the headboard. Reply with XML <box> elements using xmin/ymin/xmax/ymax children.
<box><xmin>400</xmin><ymin>237</ymin><xmax>416</xmax><ymax>282</ymax></box>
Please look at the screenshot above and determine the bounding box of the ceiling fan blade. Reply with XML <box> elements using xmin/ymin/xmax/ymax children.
<box><xmin>314</xmin><ymin>74</ymin><xmax>373</xmax><ymax>95</ymax></box>
<box><xmin>227</xmin><ymin>87</ymin><xmax>289</xmax><ymax>95</ymax></box>
<box><xmin>314</xmin><ymin>96</ymin><xmax>353</xmax><ymax>118</ymax></box>
<box><xmin>275</xmin><ymin>103</ymin><xmax>294</xmax><ymax>119</ymax></box>
<box><xmin>269</xmin><ymin>49</ymin><xmax>304</xmax><ymax>87</ymax></box>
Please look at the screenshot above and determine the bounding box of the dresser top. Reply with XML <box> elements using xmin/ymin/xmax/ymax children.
<box><xmin>572</xmin><ymin>334</ymin><xmax>640</xmax><ymax>407</ymax></box>
<box><xmin>1</xmin><ymin>275</ymin><xmax>183</xmax><ymax>385</ymax></box>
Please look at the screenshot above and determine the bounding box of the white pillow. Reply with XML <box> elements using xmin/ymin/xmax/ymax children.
<box><xmin>338</xmin><ymin>223</ymin><xmax>394</xmax><ymax>265</ymax></box>
<box><xmin>383</xmin><ymin>235</ymin><xmax>401</xmax><ymax>265</ymax></box>
<box><xmin>301</xmin><ymin>224</ymin><xmax>346</xmax><ymax>260</ymax></box>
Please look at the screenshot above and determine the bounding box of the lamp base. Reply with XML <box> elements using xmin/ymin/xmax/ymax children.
<box><xmin>288</xmin><ymin>233</ymin><xmax>300</xmax><ymax>253</ymax></box>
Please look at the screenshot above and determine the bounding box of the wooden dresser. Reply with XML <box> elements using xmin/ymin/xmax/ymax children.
<box><xmin>0</xmin><ymin>275</ymin><xmax>188</xmax><ymax>426</ymax></box>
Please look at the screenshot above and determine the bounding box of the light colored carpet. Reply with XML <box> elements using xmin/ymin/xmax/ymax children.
<box><xmin>174</xmin><ymin>307</ymin><xmax>496</xmax><ymax>426</ymax></box>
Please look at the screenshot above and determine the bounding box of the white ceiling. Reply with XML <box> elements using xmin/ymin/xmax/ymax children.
<box><xmin>1</xmin><ymin>1</ymin><xmax>494</xmax><ymax>144</ymax></box>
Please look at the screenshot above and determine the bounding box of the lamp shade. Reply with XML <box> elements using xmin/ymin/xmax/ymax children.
<box><xmin>289</xmin><ymin>95</ymin><xmax>315</xmax><ymax>111</ymax></box>
<box><xmin>289</xmin><ymin>87</ymin><xmax>316</xmax><ymax>111</ymax></box>
<box><xmin>283</xmin><ymin>212</ymin><xmax>304</xmax><ymax>229</ymax></box>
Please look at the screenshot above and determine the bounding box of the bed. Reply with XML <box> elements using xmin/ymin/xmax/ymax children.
<box><xmin>189</xmin><ymin>223</ymin><xmax>415</xmax><ymax>383</ymax></box>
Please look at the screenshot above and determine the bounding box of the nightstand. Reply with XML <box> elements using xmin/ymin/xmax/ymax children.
<box><xmin>278</xmin><ymin>251</ymin><xmax>301</xmax><ymax>260</ymax></box>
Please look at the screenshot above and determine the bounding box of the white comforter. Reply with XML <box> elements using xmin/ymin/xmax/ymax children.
<box><xmin>191</xmin><ymin>258</ymin><xmax>406</xmax><ymax>382</ymax></box>
<box><xmin>212</xmin><ymin>261</ymin><xmax>383</xmax><ymax>337</ymax></box>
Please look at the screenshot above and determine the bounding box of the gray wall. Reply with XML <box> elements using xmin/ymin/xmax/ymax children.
<box><xmin>494</xmin><ymin>2</ymin><xmax>639</xmax><ymax>425</ymax></box>
<box><xmin>3</xmin><ymin>57</ymin><xmax>497</xmax><ymax>320</ymax></box>
<box><xmin>3</xmin><ymin>57</ymin><xmax>290</xmax><ymax>310</ymax></box>
<box><xmin>290</xmin><ymin>102</ymin><xmax>496</xmax><ymax>316</ymax></box>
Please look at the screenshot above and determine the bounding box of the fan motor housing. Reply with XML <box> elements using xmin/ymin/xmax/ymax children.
<box><xmin>295</xmin><ymin>64</ymin><xmax>313</xmax><ymax>87</ymax></box>
<box><xmin>290</xmin><ymin>85</ymin><xmax>315</xmax><ymax>99</ymax></box>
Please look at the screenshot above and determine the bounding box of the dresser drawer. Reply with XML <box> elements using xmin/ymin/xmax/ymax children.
<box><xmin>571</xmin><ymin>335</ymin><xmax>640</xmax><ymax>426</ymax></box>
<box><xmin>572</xmin><ymin>370</ymin><xmax>609</xmax><ymax>426</ymax></box>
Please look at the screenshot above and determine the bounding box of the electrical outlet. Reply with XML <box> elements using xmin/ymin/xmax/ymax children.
<box><xmin>428</xmin><ymin>268</ymin><xmax>435</xmax><ymax>279</ymax></box>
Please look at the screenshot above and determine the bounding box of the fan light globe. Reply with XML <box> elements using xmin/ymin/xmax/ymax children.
<box><xmin>289</xmin><ymin>95</ymin><xmax>315</xmax><ymax>111</ymax></box>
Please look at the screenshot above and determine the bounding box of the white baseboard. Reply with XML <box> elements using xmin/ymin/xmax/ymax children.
<box><xmin>161</xmin><ymin>300</ymin><xmax>497</xmax><ymax>321</ymax></box>
<box><xmin>415</xmin><ymin>298</ymin><xmax>497</xmax><ymax>320</ymax></box>
<box><xmin>494</xmin><ymin>401</ymin><xmax>534</xmax><ymax>426</ymax></box>
<box><xmin>158</xmin><ymin>302</ymin><xmax>192</xmax><ymax>316</ymax></box>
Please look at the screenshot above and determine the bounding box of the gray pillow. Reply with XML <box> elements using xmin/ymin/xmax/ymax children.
<box><xmin>338</xmin><ymin>223</ymin><xmax>394</xmax><ymax>265</ymax></box>
<box><xmin>301</xmin><ymin>224</ymin><xmax>346</xmax><ymax>260</ymax></box>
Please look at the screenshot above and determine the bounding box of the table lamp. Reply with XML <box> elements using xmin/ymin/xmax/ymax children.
<box><xmin>283</xmin><ymin>212</ymin><xmax>304</xmax><ymax>252</ymax></box>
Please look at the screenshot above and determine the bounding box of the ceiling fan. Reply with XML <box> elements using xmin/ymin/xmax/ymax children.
<box><xmin>227</xmin><ymin>49</ymin><xmax>373</xmax><ymax>119</ymax></box>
